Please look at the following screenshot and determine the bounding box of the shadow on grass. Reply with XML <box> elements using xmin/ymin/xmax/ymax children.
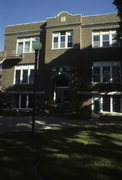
<box><xmin>0</xmin><ymin>125</ymin><xmax>122</xmax><ymax>180</ymax></box>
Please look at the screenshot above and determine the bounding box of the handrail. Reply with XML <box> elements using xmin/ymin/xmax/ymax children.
<box><xmin>0</xmin><ymin>50</ymin><xmax>22</xmax><ymax>63</ymax></box>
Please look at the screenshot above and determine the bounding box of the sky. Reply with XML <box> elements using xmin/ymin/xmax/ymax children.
<box><xmin>0</xmin><ymin>0</ymin><xmax>117</xmax><ymax>51</ymax></box>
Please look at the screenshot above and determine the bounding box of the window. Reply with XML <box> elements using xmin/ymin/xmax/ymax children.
<box><xmin>13</xmin><ymin>94</ymin><xmax>33</xmax><ymax>109</ymax></box>
<box><xmin>52</xmin><ymin>31</ymin><xmax>73</xmax><ymax>49</ymax></box>
<box><xmin>92</xmin><ymin>61</ymin><xmax>121</xmax><ymax>83</ymax></box>
<box><xmin>92</xmin><ymin>30</ymin><xmax>119</xmax><ymax>48</ymax></box>
<box><xmin>102</xmin><ymin>95</ymin><xmax>121</xmax><ymax>113</ymax></box>
<box><xmin>14</xmin><ymin>65</ymin><xmax>34</xmax><ymax>84</ymax></box>
<box><xmin>93</xmin><ymin>95</ymin><xmax>122</xmax><ymax>114</ymax></box>
<box><xmin>17</xmin><ymin>37</ymin><xmax>38</xmax><ymax>55</ymax></box>
<box><xmin>61</xmin><ymin>16</ymin><xmax>66</xmax><ymax>22</ymax></box>
<box><xmin>103</xmin><ymin>96</ymin><xmax>110</xmax><ymax>111</ymax></box>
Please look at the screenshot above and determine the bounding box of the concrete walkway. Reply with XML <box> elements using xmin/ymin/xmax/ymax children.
<box><xmin>0</xmin><ymin>115</ymin><xmax>121</xmax><ymax>134</ymax></box>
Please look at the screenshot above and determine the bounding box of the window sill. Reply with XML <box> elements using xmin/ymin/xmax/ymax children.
<box><xmin>15</xmin><ymin>108</ymin><xmax>32</xmax><ymax>111</ymax></box>
<box><xmin>92</xmin><ymin>82</ymin><xmax>121</xmax><ymax>85</ymax></box>
<box><xmin>13</xmin><ymin>83</ymin><xmax>34</xmax><ymax>85</ymax></box>
<box><xmin>16</xmin><ymin>52</ymin><xmax>35</xmax><ymax>56</ymax></box>
<box><xmin>101</xmin><ymin>111</ymin><xmax>122</xmax><ymax>116</ymax></box>
<box><xmin>51</xmin><ymin>47</ymin><xmax>73</xmax><ymax>50</ymax></box>
<box><xmin>92</xmin><ymin>46</ymin><xmax>120</xmax><ymax>49</ymax></box>
<box><xmin>23</xmin><ymin>52</ymin><xmax>35</xmax><ymax>54</ymax></box>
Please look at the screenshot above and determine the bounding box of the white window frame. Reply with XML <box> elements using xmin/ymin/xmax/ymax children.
<box><xmin>52</xmin><ymin>31</ymin><xmax>73</xmax><ymax>49</ymax></box>
<box><xmin>14</xmin><ymin>64</ymin><xmax>34</xmax><ymax>84</ymax></box>
<box><xmin>92</xmin><ymin>61</ymin><xmax>121</xmax><ymax>83</ymax></box>
<box><xmin>16</xmin><ymin>37</ymin><xmax>37</xmax><ymax>55</ymax></box>
<box><xmin>101</xmin><ymin>96</ymin><xmax>122</xmax><ymax>113</ymax></box>
<box><xmin>92</xmin><ymin>30</ymin><xmax>119</xmax><ymax>48</ymax></box>
<box><xmin>92</xmin><ymin>95</ymin><xmax>122</xmax><ymax>115</ymax></box>
<box><xmin>14</xmin><ymin>94</ymin><xmax>32</xmax><ymax>110</ymax></box>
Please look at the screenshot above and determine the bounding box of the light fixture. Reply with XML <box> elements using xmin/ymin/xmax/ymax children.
<box><xmin>32</xmin><ymin>41</ymin><xmax>42</xmax><ymax>51</ymax></box>
<box><xmin>32</xmin><ymin>40</ymin><xmax>42</xmax><ymax>134</ymax></box>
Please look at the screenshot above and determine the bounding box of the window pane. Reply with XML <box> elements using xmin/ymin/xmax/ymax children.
<box><xmin>103</xmin><ymin>35</ymin><xmax>109</xmax><ymax>41</ymax></box>
<box><xmin>16</xmin><ymin>70</ymin><xmax>21</xmax><ymax>84</ymax></box>
<box><xmin>55</xmin><ymin>88</ymin><xmax>62</xmax><ymax>104</ymax></box>
<box><xmin>28</xmin><ymin>95</ymin><xmax>33</xmax><ymax>108</ymax></box>
<box><xmin>93</xmin><ymin>67</ymin><xmax>100</xmax><ymax>82</ymax></box>
<box><xmin>103</xmin><ymin>96</ymin><xmax>110</xmax><ymax>112</ymax></box>
<box><xmin>68</xmin><ymin>35</ymin><xmax>72</xmax><ymax>47</ymax></box>
<box><xmin>60</xmin><ymin>36</ymin><xmax>65</xmax><ymax>48</ymax></box>
<box><xmin>103</xmin><ymin>67</ymin><xmax>110</xmax><ymax>82</ymax></box>
<box><xmin>29</xmin><ymin>69</ymin><xmax>34</xmax><ymax>84</ymax></box>
<box><xmin>112</xmin><ymin>66</ymin><xmax>120</xmax><ymax>82</ymax></box>
<box><xmin>103</xmin><ymin>35</ymin><xmax>109</xmax><ymax>47</ymax></box>
<box><xmin>94</xmin><ymin>98</ymin><xmax>100</xmax><ymax>114</ymax></box>
<box><xmin>22</xmin><ymin>70</ymin><xmax>28</xmax><ymax>83</ymax></box>
<box><xmin>103</xmin><ymin>41</ymin><xmax>109</xmax><ymax>47</ymax></box>
<box><xmin>93</xmin><ymin>35</ymin><xmax>100</xmax><ymax>47</ymax></box>
<box><xmin>14</xmin><ymin>95</ymin><xmax>19</xmax><ymax>108</ymax></box>
<box><xmin>21</xmin><ymin>95</ymin><xmax>27</xmax><ymax>108</ymax></box>
<box><xmin>25</xmin><ymin>41</ymin><xmax>30</xmax><ymax>52</ymax></box>
<box><xmin>113</xmin><ymin>96</ymin><xmax>120</xmax><ymax>112</ymax></box>
<box><xmin>111</xmin><ymin>33</ymin><xmax>119</xmax><ymax>47</ymax></box>
<box><xmin>17</xmin><ymin>42</ymin><xmax>23</xmax><ymax>55</ymax></box>
<box><xmin>54</xmin><ymin>37</ymin><xmax>58</xmax><ymax>48</ymax></box>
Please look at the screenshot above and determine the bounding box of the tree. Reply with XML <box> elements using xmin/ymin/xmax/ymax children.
<box><xmin>113</xmin><ymin>0</ymin><xmax>122</xmax><ymax>44</ymax></box>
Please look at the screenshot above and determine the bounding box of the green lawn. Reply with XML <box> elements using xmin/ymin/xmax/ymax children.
<box><xmin>0</xmin><ymin>125</ymin><xmax>122</xmax><ymax>180</ymax></box>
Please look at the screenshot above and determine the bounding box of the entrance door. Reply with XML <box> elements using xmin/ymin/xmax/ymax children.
<box><xmin>53</xmin><ymin>75</ymin><xmax>70</xmax><ymax>105</ymax></box>
<box><xmin>54</xmin><ymin>87</ymin><xmax>69</xmax><ymax>104</ymax></box>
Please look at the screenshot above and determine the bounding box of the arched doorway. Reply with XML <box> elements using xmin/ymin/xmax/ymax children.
<box><xmin>53</xmin><ymin>75</ymin><xmax>70</xmax><ymax>105</ymax></box>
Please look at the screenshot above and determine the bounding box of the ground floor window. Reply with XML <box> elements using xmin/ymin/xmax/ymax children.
<box><xmin>93</xmin><ymin>95</ymin><xmax>122</xmax><ymax>114</ymax></box>
<box><xmin>13</xmin><ymin>94</ymin><xmax>33</xmax><ymax>109</ymax></box>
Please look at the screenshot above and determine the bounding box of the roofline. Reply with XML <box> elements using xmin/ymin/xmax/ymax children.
<box><xmin>47</xmin><ymin>11</ymin><xmax>82</xmax><ymax>20</ymax></box>
<box><xmin>5</xmin><ymin>12</ymin><xmax>118</xmax><ymax>28</ymax></box>
<box><xmin>6</xmin><ymin>20</ymin><xmax>46</xmax><ymax>27</ymax></box>
<box><xmin>82</xmin><ymin>12</ymin><xmax>117</xmax><ymax>17</ymax></box>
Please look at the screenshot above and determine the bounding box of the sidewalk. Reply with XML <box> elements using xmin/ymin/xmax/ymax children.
<box><xmin>0</xmin><ymin>115</ymin><xmax>121</xmax><ymax>134</ymax></box>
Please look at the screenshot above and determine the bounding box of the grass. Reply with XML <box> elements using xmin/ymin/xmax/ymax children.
<box><xmin>0</xmin><ymin>125</ymin><xmax>122</xmax><ymax>180</ymax></box>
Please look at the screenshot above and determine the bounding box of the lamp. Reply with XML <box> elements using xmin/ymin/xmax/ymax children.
<box><xmin>32</xmin><ymin>41</ymin><xmax>42</xmax><ymax>51</ymax></box>
<box><xmin>32</xmin><ymin>40</ymin><xmax>42</xmax><ymax>134</ymax></box>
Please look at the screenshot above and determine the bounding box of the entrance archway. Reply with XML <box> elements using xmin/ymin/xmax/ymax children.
<box><xmin>53</xmin><ymin>75</ymin><xmax>70</xmax><ymax>104</ymax></box>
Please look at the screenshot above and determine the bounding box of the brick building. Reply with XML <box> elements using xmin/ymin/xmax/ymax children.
<box><xmin>0</xmin><ymin>11</ymin><xmax>122</xmax><ymax>117</ymax></box>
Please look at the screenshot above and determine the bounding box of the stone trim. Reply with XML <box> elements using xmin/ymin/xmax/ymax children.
<box><xmin>6</xmin><ymin>91</ymin><xmax>45</xmax><ymax>94</ymax></box>
<box><xmin>5</xmin><ymin>29</ymin><xmax>42</xmax><ymax>36</ymax></box>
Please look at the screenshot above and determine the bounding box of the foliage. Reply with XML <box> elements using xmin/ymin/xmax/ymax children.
<box><xmin>113</xmin><ymin>0</ymin><xmax>122</xmax><ymax>43</ymax></box>
<box><xmin>113</xmin><ymin>0</ymin><xmax>122</xmax><ymax>15</ymax></box>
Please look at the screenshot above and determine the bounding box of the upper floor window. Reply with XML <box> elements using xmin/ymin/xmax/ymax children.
<box><xmin>52</xmin><ymin>31</ymin><xmax>73</xmax><ymax>49</ymax></box>
<box><xmin>92</xmin><ymin>61</ymin><xmax>121</xmax><ymax>83</ymax></box>
<box><xmin>17</xmin><ymin>37</ymin><xmax>37</xmax><ymax>55</ymax></box>
<box><xmin>92</xmin><ymin>30</ymin><xmax>119</xmax><ymax>48</ymax></box>
<box><xmin>14</xmin><ymin>64</ymin><xmax>34</xmax><ymax>84</ymax></box>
